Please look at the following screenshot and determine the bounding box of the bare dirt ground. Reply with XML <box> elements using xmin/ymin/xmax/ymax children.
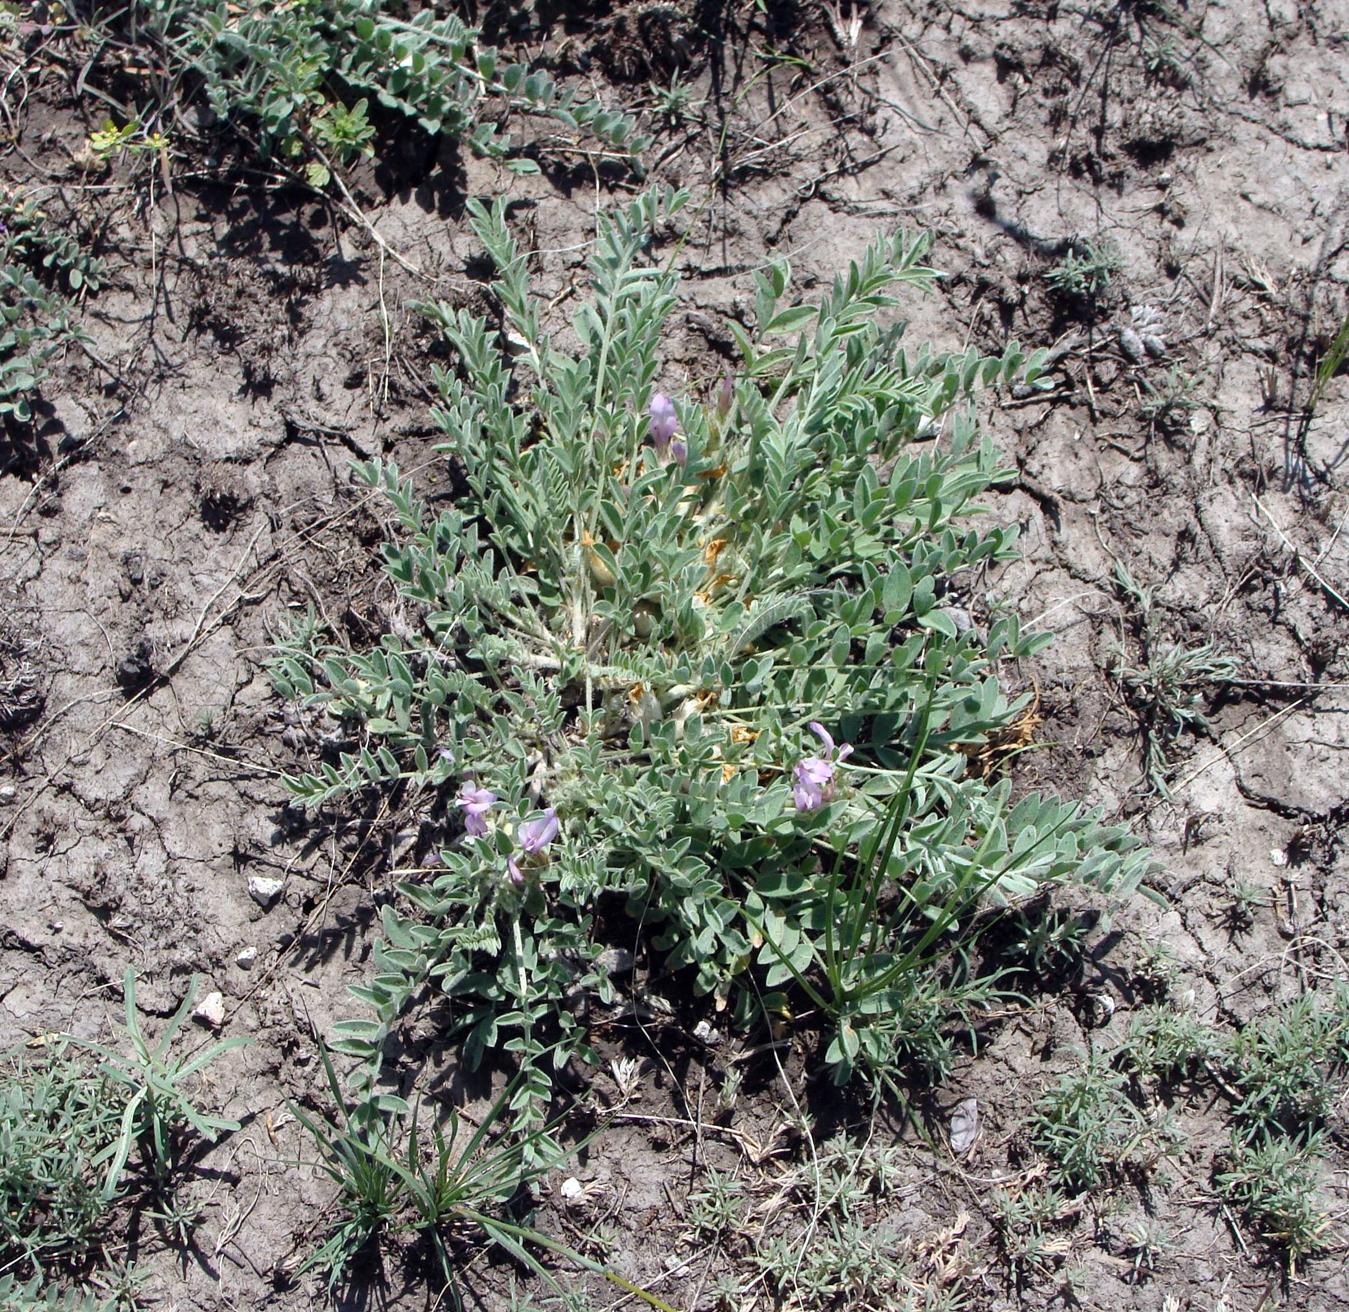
<box><xmin>2</xmin><ymin>1</ymin><xmax>1348</xmax><ymax>1309</ymax></box>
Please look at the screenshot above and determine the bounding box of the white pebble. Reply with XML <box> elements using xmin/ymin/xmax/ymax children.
<box><xmin>193</xmin><ymin>990</ymin><xmax>226</xmax><ymax>1030</ymax></box>
<box><xmin>248</xmin><ymin>875</ymin><xmax>286</xmax><ymax>908</ymax></box>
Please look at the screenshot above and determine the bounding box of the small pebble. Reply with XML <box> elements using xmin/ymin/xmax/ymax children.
<box><xmin>949</xmin><ymin>1097</ymin><xmax>979</xmax><ymax>1155</ymax></box>
<box><xmin>692</xmin><ymin>1019</ymin><xmax>722</xmax><ymax>1046</ymax></box>
<box><xmin>236</xmin><ymin>946</ymin><xmax>257</xmax><ymax>969</ymax></box>
<box><xmin>193</xmin><ymin>990</ymin><xmax>226</xmax><ymax>1030</ymax></box>
<box><xmin>0</xmin><ymin>785</ymin><xmax>16</xmax><ymax>804</ymax></box>
<box><xmin>560</xmin><ymin>1177</ymin><xmax>585</xmax><ymax>1207</ymax></box>
<box><xmin>248</xmin><ymin>874</ymin><xmax>286</xmax><ymax>908</ymax></box>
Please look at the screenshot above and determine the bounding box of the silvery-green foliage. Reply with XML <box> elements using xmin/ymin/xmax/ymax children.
<box><xmin>131</xmin><ymin>0</ymin><xmax>645</xmax><ymax>173</ymax></box>
<box><xmin>0</xmin><ymin>196</ymin><xmax>99</xmax><ymax>424</ymax></box>
<box><xmin>273</xmin><ymin>188</ymin><xmax>1152</xmax><ymax>1106</ymax></box>
<box><xmin>0</xmin><ymin>1275</ymin><xmax>115</xmax><ymax>1312</ymax></box>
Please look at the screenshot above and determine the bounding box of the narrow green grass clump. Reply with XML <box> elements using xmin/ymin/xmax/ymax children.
<box><xmin>292</xmin><ymin>1047</ymin><xmax>581</xmax><ymax>1291</ymax></box>
<box><xmin>273</xmin><ymin>189</ymin><xmax>1153</xmax><ymax>1121</ymax></box>
<box><xmin>121</xmin><ymin>1</ymin><xmax>645</xmax><ymax>183</ymax></box>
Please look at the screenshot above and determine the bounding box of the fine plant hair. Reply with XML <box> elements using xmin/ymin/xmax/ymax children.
<box><xmin>273</xmin><ymin>189</ymin><xmax>1154</xmax><ymax>1119</ymax></box>
<box><xmin>118</xmin><ymin>1</ymin><xmax>646</xmax><ymax>184</ymax></box>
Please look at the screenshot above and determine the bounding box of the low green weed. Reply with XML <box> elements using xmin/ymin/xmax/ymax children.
<box><xmin>1224</xmin><ymin>880</ymin><xmax>1264</xmax><ymax>934</ymax></box>
<box><xmin>1119</xmin><ymin>1214</ymin><xmax>1171</xmax><ymax>1282</ymax></box>
<box><xmin>1007</xmin><ymin>903</ymin><xmax>1094</xmax><ymax>977</ymax></box>
<box><xmin>1045</xmin><ymin>239</ymin><xmax>1121</xmax><ymax>301</ymax></box>
<box><xmin>1118</xmin><ymin>1004</ymin><xmax>1217</xmax><ymax>1081</ymax></box>
<box><xmin>1214</xmin><ymin>1133</ymin><xmax>1332</xmax><ymax>1269</ymax></box>
<box><xmin>123</xmin><ymin>1</ymin><xmax>646</xmax><ymax>182</ymax></box>
<box><xmin>0</xmin><ymin>1274</ymin><xmax>116</xmax><ymax>1312</ymax></box>
<box><xmin>686</xmin><ymin>1167</ymin><xmax>745</xmax><ymax>1240</ymax></box>
<box><xmin>749</xmin><ymin>1133</ymin><xmax>966</xmax><ymax>1310</ymax></box>
<box><xmin>0</xmin><ymin>1043</ymin><xmax>124</xmax><ymax>1267</ymax></box>
<box><xmin>1225</xmin><ymin>992</ymin><xmax>1349</xmax><ymax>1139</ymax></box>
<box><xmin>1107</xmin><ymin>561</ymin><xmax>1239</xmax><ymax>794</ymax></box>
<box><xmin>0</xmin><ymin>195</ymin><xmax>103</xmax><ymax>296</ymax></box>
<box><xmin>1030</xmin><ymin>1053</ymin><xmax>1165</xmax><ymax>1190</ymax></box>
<box><xmin>0</xmin><ymin>193</ymin><xmax>100</xmax><ymax>425</ymax></box>
<box><xmin>1107</xmin><ymin>990</ymin><xmax>1348</xmax><ymax>1268</ymax></box>
<box><xmin>0</xmin><ymin>973</ymin><xmax>241</xmax><ymax>1299</ymax></box>
<box><xmin>988</xmin><ymin>1185</ymin><xmax>1072</xmax><ymax>1285</ymax></box>
<box><xmin>1139</xmin><ymin>366</ymin><xmax>1200</xmax><ymax>436</ymax></box>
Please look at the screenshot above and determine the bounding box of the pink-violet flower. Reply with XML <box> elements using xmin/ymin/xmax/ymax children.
<box><xmin>792</xmin><ymin>722</ymin><xmax>853</xmax><ymax>812</ymax></box>
<box><xmin>648</xmin><ymin>393</ymin><xmax>678</xmax><ymax>454</ymax></box>
<box><xmin>457</xmin><ymin>784</ymin><xmax>496</xmax><ymax>837</ymax></box>
<box><xmin>508</xmin><ymin>807</ymin><xmax>559</xmax><ymax>886</ymax></box>
<box><xmin>518</xmin><ymin>807</ymin><xmax>559</xmax><ymax>852</ymax></box>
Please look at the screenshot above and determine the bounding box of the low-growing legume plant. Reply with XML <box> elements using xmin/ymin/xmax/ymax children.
<box><xmin>273</xmin><ymin>188</ymin><xmax>1154</xmax><ymax>1125</ymax></box>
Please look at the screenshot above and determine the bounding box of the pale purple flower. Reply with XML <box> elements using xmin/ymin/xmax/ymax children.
<box><xmin>792</xmin><ymin>722</ymin><xmax>853</xmax><ymax>812</ymax></box>
<box><xmin>506</xmin><ymin>807</ymin><xmax>558</xmax><ymax>888</ymax></box>
<box><xmin>457</xmin><ymin>784</ymin><xmax>496</xmax><ymax>837</ymax></box>
<box><xmin>648</xmin><ymin>393</ymin><xmax>678</xmax><ymax>454</ymax></box>
<box><xmin>517</xmin><ymin>807</ymin><xmax>559</xmax><ymax>853</ymax></box>
<box><xmin>670</xmin><ymin>439</ymin><xmax>687</xmax><ymax>465</ymax></box>
<box><xmin>714</xmin><ymin>375</ymin><xmax>734</xmax><ymax>419</ymax></box>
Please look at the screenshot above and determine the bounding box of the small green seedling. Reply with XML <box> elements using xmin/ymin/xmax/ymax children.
<box><xmin>75</xmin><ymin>969</ymin><xmax>247</xmax><ymax>1198</ymax></box>
<box><xmin>1046</xmin><ymin>239</ymin><xmax>1121</xmax><ymax>300</ymax></box>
